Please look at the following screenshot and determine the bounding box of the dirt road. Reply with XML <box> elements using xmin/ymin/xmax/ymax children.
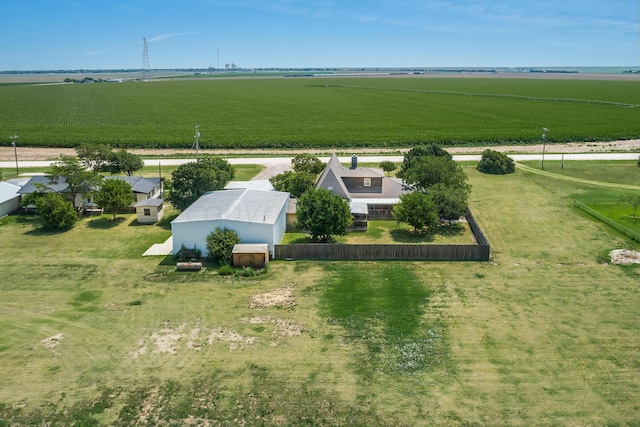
<box><xmin>1</xmin><ymin>140</ymin><xmax>639</xmax><ymax>162</ymax></box>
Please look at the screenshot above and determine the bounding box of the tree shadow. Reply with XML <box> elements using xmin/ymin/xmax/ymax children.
<box><xmin>23</xmin><ymin>226</ymin><xmax>69</xmax><ymax>236</ymax></box>
<box><xmin>435</xmin><ymin>222</ymin><xmax>466</xmax><ymax>237</ymax></box>
<box><xmin>390</xmin><ymin>228</ymin><xmax>435</xmax><ymax>243</ymax></box>
<box><xmin>87</xmin><ymin>217</ymin><xmax>126</xmax><ymax>229</ymax></box>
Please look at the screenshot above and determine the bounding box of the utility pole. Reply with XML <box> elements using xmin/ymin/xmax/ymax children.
<box><xmin>193</xmin><ymin>125</ymin><xmax>201</xmax><ymax>156</ymax></box>
<box><xmin>10</xmin><ymin>134</ymin><xmax>18</xmax><ymax>174</ymax></box>
<box><xmin>541</xmin><ymin>127</ymin><xmax>548</xmax><ymax>170</ymax></box>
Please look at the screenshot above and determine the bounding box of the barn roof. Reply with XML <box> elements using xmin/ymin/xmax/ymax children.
<box><xmin>224</xmin><ymin>180</ymin><xmax>275</xmax><ymax>192</ymax></box>
<box><xmin>171</xmin><ymin>189</ymin><xmax>289</xmax><ymax>225</ymax></box>
<box><xmin>0</xmin><ymin>182</ymin><xmax>21</xmax><ymax>204</ymax></box>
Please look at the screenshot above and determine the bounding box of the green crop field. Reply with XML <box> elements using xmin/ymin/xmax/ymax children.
<box><xmin>1</xmin><ymin>77</ymin><xmax>639</xmax><ymax>149</ymax></box>
<box><xmin>1</xmin><ymin>161</ymin><xmax>640</xmax><ymax>425</ymax></box>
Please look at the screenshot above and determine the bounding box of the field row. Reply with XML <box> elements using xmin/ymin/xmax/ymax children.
<box><xmin>1</xmin><ymin>77</ymin><xmax>639</xmax><ymax>148</ymax></box>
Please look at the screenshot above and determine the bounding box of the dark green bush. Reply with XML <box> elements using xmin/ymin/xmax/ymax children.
<box><xmin>477</xmin><ymin>149</ymin><xmax>516</xmax><ymax>174</ymax></box>
<box><xmin>206</xmin><ymin>227</ymin><xmax>240</xmax><ymax>264</ymax></box>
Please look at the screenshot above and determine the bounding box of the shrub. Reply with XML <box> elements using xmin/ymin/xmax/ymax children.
<box><xmin>206</xmin><ymin>227</ymin><xmax>240</xmax><ymax>264</ymax></box>
<box><xmin>477</xmin><ymin>149</ymin><xmax>515</xmax><ymax>174</ymax></box>
<box><xmin>218</xmin><ymin>264</ymin><xmax>235</xmax><ymax>276</ymax></box>
<box><xmin>35</xmin><ymin>192</ymin><xmax>78</xmax><ymax>230</ymax></box>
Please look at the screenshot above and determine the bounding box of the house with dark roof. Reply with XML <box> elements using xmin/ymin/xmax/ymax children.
<box><xmin>316</xmin><ymin>154</ymin><xmax>408</xmax><ymax>219</ymax></box>
<box><xmin>18</xmin><ymin>175</ymin><xmax>163</xmax><ymax>211</ymax></box>
<box><xmin>110</xmin><ymin>176</ymin><xmax>163</xmax><ymax>203</ymax></box>
<box><xmin>18</xmin><ymin>175</ymin><xmax>95</xmax><ymax>209</ymax></box>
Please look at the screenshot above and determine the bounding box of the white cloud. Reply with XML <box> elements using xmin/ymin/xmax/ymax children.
<box><xmin>147</xmin><ymin>32</ymin><xmax>201</xmax><ymax>43</ymax></box>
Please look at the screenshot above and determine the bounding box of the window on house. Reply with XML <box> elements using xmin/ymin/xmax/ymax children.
<box><xmin>144</xmin><ymin>208</ymin><xmax>151</xmax><ymax>216</ymax></box>
<box><xmin>363</xmin><ymin>178</ymin><xmax>371</xmax><ymax>187</ymax></box>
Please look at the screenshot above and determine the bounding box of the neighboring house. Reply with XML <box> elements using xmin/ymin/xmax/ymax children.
<box><xmin>18</xmin><ymin>175</ymin><xmax>94</xmax><ymax>209</ymax></box>
<box><xmin>18</xmin><ymin>175</ymin><xmax>163</xmax><ymax>211</ymax></box>
<box><xmin>109</xmin><ymin>176</ymin><xmax>163</xmax><ymax>204</ymax></box>
<box><xmin>134</xmin><ymin>198</ymin><xmax>164</xmax><ymax>224</ymax></box>
<box><xmin>317</xmin><ymin>154</ymin><xmax>408</xmax><ymax>219</ymax></box>
<box><xmin>171</xmin><ymin>188</ymin><xmax>289</xmax><ymax>256</ymax></box>
<box><xmin>0</xmin><ymin>182</ymin><xmax>21</xmax><ymax>217</ymax></box>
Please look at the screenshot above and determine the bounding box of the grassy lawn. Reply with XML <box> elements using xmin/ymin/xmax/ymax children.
<box><xmin>283</xmin><ymin>220</ymin><xmax>473</xmax><ymax>244</ymax></box>
<box><xmin>0</xmin><ymin>164</ymin><xmax>264</xmax><ymax>182</ymax></box>
<box><xmin>519</xmin><ymin>160</ymin><xmax>640</xmax><ymax>187</ymax></box>
<box><xmin>1</xmin><ymin>162</ymin><xmax>640</xmax><ymax>425</ymax></box>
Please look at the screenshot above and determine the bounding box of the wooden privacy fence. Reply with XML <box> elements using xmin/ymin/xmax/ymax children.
<box><xmin>274</xmin><ymin>211</ymin><xmax>490</xmax><ymax>261</ymax></box>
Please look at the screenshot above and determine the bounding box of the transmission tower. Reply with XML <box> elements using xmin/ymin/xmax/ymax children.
<box><xmin>142</xmin><ymin>37</ymin><xmax>150</xmax><ymax>80</ymax></box>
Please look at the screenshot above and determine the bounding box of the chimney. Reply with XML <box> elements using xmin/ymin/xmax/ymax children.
<box><xmin>350</xmin><ymin>155</ymin><xmax>358</xmax><ymax>169</ymax></box>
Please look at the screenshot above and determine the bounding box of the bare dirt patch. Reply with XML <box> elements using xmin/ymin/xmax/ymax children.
<box><xmin>241</xmin><ymin>316</ymin><xmax>303</xmax><ymax>338</ymax></box>
<box><xmin>248</xmin><ymin>285</ymin><xmax>296</xmax><ymax>310</ymax></box>
<box><xmin>132</xmin><ymin>323</ymin><xmax>259</xmax><ymax>357</ymax></box>
<box><xmin>610</xmin><ymin>249</ymin><xmax>640</xmax><ymax>265</ymax></box>
<box><xmin>41</xmin><ymin>333</ymin><xmax>63</xmax><ymax>349</ymax></box>
<box><xmin>207</xmin><ymin>328</ymin><xmax>256</xmax><ymax>350</ymax></box>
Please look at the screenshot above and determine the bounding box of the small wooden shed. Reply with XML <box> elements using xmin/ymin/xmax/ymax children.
<box><xmin>135</xmin><ymin>198</ymin><xmax>164</xmax><ymax>224</ymax></box>
<box><xmin>232</xmin><ymin>243</ymin><xmax>270</xmax><ymax>268</ymax></box>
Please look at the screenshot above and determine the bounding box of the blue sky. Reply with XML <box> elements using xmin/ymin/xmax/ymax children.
<box><xmin>1</xmin><ymin>0</ymin><xmax>638</xmax><ymax>70</ymax></box>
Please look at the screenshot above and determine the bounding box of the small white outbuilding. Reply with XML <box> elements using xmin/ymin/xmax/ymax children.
<box><xmin>171</xmin><ymin>189</ymin><xmax>289</xmax><ymax>256</ymax></box>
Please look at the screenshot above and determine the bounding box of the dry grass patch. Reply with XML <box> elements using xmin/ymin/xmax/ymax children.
<box><xmin>248</xmin><ymin>285</ymin><xmax>296</xmax><ymax>310</ymax></box>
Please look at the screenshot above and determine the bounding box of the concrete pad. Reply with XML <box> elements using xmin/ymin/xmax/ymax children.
<box><xmin>143</xmin><ymin>236</ymin><xmax>173</xmax><ymax>256</ymax></box>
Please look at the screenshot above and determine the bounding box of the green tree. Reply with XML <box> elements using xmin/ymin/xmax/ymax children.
<box><xmin>169</xmin><ymin>157</ymin><xmax>235</xmax><ymax>211</ymax></box>
<box><xmin>48</xmin><ymin>155</ymin><xmax>101</xmax><ymax>208</ymax></box>
<box><xmin>296</xmin><ymin>188</ymin><xmax>352</xmax><ymax>242</ymax></box>
<box><xmin>620</xmin><ymin>193</ymin><xmax>640</xmax><ymax>219</ymax></box>
<box><xmin>106</xmin><ymin>149</ymin><xmax>144</xmax><ymax>176</ymax></box>
<box><xmin>392</xmin><ymin>191</ymin><xmax>439</xmax><ymax>232</ymax></box>
<box><xmin>291</xmin><ymin>154</ymin><xmax>325</xmax><ymax>175</ymax></box>
<box><xmin>397</xmin><ymin>144</ymin><xmax>452</xmax><ymax>178</ymax></box>
<box><xmin>426</xmin><ymin>183</ymin><xmax>470</xmax><ymax>224</ymax></box>
<box><xmin>75</xmin><ymin>143</ymin><xmax>112</xmax><ymax>173</ymax></box>
<box><xmin>94</xmin><ymin>178</ymin><xmax>134</xmax><ymax>220</ymax></box>
<box><xmin>21</xmin><ymin>189</ymin><xmax>48</xmax><ymax>208</ymax></box>
<box><xmin>477</xmin><ymin>149</ymin><xmax>515</xmax><ymax>174</ymax></box>
<box><xmin>269</xmin><ymin>171</ymin><xmax>317</xmax><ymax>198</ymax></box>
<box><xmin>35</xmin><ymin>192</ymin><xmax>77</xmax><ymax>230</ymax></box>
<box><xmin>379</xmin><ymin>160</ymin><xmax>397</xmax><ymax>176</ymax></box>
<box><xmin>206</xmin><ymin>227</ymin><xmax>240</xmax><ymax>265</ymax></box>
<box><xmin>401</xmin><ymin>155</ymin><xmax>470</xmax><ymax>193</ymax></box>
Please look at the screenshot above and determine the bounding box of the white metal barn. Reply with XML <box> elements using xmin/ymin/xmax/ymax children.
<box><xmin>0</xmin><ymin>182</ymin><xmax>21</xmax><ymax>217</ymax></box>
<box><xmin>171</xmin><ymin>189</ymin><xmax>289</xmax><ymax>256</ymax></box>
